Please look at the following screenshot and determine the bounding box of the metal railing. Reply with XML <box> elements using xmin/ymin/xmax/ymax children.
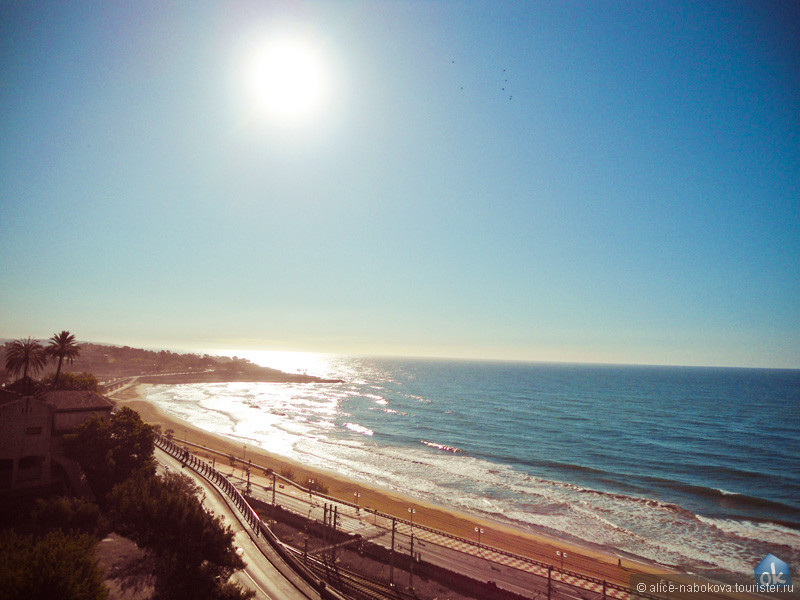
<box><xmin>154</xmin><ymin>433</ymin><xmax>355</xmax><ymax>600</ymax></box>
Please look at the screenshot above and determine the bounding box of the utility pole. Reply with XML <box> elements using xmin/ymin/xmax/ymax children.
<box><xmin>331</xmin><ymin>506</ymin><xmax>338</xmax><ymax>565</ymax></box>
<box><xmin>409</xmin><ymin>528</ymin><xmax>414</xmax><ymax>590</ymax></box>
<box><xmin>390</xmin><ymin>517</ymin><xmax>396</xmax><ymax>587</ymax></box>
<box><xmin>408</xmin><ymin>507</ymin><xmax>416</xmax><ymax>590</ymax></box>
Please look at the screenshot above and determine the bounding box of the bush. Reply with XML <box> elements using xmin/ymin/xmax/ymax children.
<box><xmin>0</xmin><ymin>529</ymin><xmax>108</xmax><ymax>600</ymax></box>
<box><xmin>31</xmin><ymin>496</ymin><xmax>107</xmax><ymax>537</ymax></box>
<box><xmin>40</xmin><ymin>371</ymin><xmax>98</xmax><ymax>391</ymax></box>
<box><xmin>308</xmin><ymin>479</ymin><xmax>329</xmax><ymax>495</ymax></box>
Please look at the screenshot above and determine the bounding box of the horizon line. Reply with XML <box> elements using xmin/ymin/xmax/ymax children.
<box><xmin>2</xmin><ymin>335</ymin><xmax>798</xmax><ymax>373</ymax></box>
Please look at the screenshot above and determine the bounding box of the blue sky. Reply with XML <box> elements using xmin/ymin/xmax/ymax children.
<box><xmin>1</xmin><ymin>1</ymin><xmax>798</xmax><ymax>368</ymax></box>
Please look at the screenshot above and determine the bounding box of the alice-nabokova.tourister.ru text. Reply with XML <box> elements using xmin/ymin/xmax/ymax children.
<box><xmin>635</xmin><ymin>581</ymin><xmax>795</xmax><ymax>595</ymax></box>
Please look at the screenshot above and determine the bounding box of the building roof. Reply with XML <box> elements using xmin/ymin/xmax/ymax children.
<box><xmin>0</xmin><ymin>388</ymin><xmax>22</xmax><ymax>407</ymax></box>
<box><xmin>3</xmin><ymin>377</ymin><xmax>42</xmax><ymax>395</ymax></box>
<box><xmin>41</xmin><ymin>390</ymin><xmax>114</xmax><ymax>412</ymax></box>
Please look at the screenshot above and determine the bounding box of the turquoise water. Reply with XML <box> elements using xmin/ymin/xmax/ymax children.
<box><xmin>145</xmin><ymin>355</ymin><xmax>800</xmax><ymax>577</ymax></box>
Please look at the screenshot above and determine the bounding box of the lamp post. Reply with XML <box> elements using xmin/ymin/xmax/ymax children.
<box><xmin>660</xmin><ymin>578</ymin><xmax>670</xmax><ymax>600</ymax></box>
<box><xmin>353</xmin><ymin>491</ymin><xmax>361</xmax><ymax>513</ymax></box>
<box><xmin>408</xmin><ymin>508</ymin><xmax>416</xmax><ymax>590</ymax></box>
<box><xmin>557</xmin><ymin>550</ymin><xmax>567</xmax><ymax>570</ymax></box>
<box><xmin>308</xmin><ymin>479</ymin><xmax>314</xmax><ymax>504</ymax></box>
<box><xmin>474</xmin><ymin>526</ymin><xmax>484</xmax><ymax>546</ymax></box>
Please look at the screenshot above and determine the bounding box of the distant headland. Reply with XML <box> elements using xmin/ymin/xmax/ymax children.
<box><xmin>0</xmin><ymin>339</ymin><xmax>343</xmax><ymax>387</ymax></box>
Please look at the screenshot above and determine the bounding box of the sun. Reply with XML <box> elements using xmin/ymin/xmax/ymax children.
<box><xmin>243</xmin><ymin>33</ymin><xmax>330</xmax><ymax>126</ymax></box>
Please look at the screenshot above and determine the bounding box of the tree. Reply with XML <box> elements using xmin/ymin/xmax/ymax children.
<box><xmin>46</xmin><ymin>330</ymin><xmax>81</xmax><ymax>389</ymax></box>
<box><xmin>0</xmin><ymin>529</ymin><xmax>108</xmax><ymax>600</ymax></box>
<box><xmin>109</xmin><ymin>471</ymin><xmax>253</xmax><ymax>600</ymax></box>
<box><xmin>4</xmin><ymin>337</ymin><xmax>48</xmax><ymax>394</ymax></box>
<box><xmin>40</xmin><ymin>371</ymin><xmax>98</xmax><ymax>392</ymax></box>
<box><xmin>65</xmin><ymin>407</ymin><xmax>156</xmax><ymax>500</ymax></box>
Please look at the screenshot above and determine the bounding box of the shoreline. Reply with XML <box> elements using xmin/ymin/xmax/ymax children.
<box><xmin>114</xmin><ymin>383</ymin><xmax>670</xmax><ymax>587</ymax></box>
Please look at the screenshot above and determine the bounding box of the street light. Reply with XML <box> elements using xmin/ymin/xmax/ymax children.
<box><xmin>408</xmin><ymin>508</ymin><xmax>417</xmax><ymax>590</ymax></box>
<box><xmin>353</xmin><ymin>491</ymin><xmax>361</xmax><ymax>513</ymax></box>
<box><xmin>474</xmin><ymin>526</ymin><xmax>484</xmax><ymax>545</ymax></box>
<box><xmin>557</xmin><ymin>550</ymin><xmax>567</xmax><ymax>569</ymax></box>
<box><xmin>407</xmin><ymin>507</ymin><xmax>417</xmax><ymax>546</ymax></box>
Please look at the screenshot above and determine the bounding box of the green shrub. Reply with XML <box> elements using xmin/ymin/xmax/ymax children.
<box><xmin>0</xmin><ymin>529</ymin><xmax>108</xmax><ymax>600</ymax></box>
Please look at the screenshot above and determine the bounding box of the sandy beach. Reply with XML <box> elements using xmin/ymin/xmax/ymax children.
<box><xmin>114</xmin><ymin>383</ymin><xmax>666</xmax><ymax>589</ymax></box>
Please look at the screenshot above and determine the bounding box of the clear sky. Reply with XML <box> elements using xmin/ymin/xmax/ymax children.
<box><xmin>1</xmin><ymin>1</ymin><xmax>798</xmax><ymax>368</ymax></box>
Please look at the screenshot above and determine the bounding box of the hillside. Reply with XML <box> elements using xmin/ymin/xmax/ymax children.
<box><xmin>0</xmin><ymin>340</ymin><xmax>342</xmax><ymax>385</ymax></box>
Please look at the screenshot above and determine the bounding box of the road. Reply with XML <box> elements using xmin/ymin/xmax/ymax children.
<box><xmin>155</xmin><ymin>448</ymin><xmax>322</xmax><ymax>600</ymax></box>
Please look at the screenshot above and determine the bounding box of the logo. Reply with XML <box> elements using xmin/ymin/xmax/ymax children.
<box><xmin>755</xmin><ymin>554</ymin><xmax>791</xmax><ymax>588</ymax></box>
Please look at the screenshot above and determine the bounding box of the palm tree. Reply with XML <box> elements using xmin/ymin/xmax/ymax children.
<box><xmin>46</xmin><ymin>330</ymin><xmax>81</xmax><ymax>390</ymax></box>
<box><xmin>4</xmin><ymin>337</ymin><xmax>49</xmax><ymax>393</ymax></box>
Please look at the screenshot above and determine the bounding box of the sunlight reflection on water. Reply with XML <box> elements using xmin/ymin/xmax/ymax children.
<box><xmin>205</xmin><ymin>348</ymin><xmax>338</xmax><ymax>378</ymax></box>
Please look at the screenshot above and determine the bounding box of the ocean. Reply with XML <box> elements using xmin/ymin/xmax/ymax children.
<box><xmin>143</xmin><ymin>353</ymin><xmax>800</xmax><ymax>578</ymax></box>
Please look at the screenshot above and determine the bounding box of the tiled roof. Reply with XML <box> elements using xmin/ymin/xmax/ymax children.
<box><xmin>41</xmin><ymin>390</ymin><xmax>113</xmax><ymax>412</ymax></box>
<box><xmin>0</xmin><ymin>388</ymin><xmax>22</xmax><ymax>406</ymax></box>
<box><xmin>3</xmin><ymin>377</ymin><xmax>41</xmax><ymax>394</ymax></box>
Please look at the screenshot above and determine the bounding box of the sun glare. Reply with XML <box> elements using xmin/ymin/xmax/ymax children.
<box><xmin>243</xmin><ymin>33</ymin><xmax>330</xmax><ymax>126</ymax></box>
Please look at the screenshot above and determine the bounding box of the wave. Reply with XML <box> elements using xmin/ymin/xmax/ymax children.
<box><xmin>343</xmin><ymin>422</ymin><xmax>374</xmax><ymax>436</ymax></box>
<box><xmin>421</xmin><ymin>440</ymin><xmax>462</xmax><ymax>453</ymax></box>
<box><xmin>462</xmin><ymin>448</ymin><xmax>800</xmax><ymax>524</ymax></box>
<box><xmin>643</xmin><ymin>476</ymin><xmax>800</xmax><ymax>520</ymax></box>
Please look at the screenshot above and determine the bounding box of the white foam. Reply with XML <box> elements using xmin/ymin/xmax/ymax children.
<box><xmin>343</xmin><ymin>422</ymin><xmax>374</xmax><ymax>436</ymax></box>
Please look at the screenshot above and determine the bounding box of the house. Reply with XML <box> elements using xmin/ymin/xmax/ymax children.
<box><xmin>0</xmin><ymin>390</ymin><xmax>53</xmax><ymax>492</ymax></box>
<box><xmin>41</xmin><ymin>390</ymin><xmax>114</xmax><ymax>433</ymax></box>
<box><xmin>0</xmin><ymin>387</ymin><xmax>113</xmax><ymax>495</ymax></box>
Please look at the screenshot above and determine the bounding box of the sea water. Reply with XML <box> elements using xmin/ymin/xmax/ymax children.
<box><xmin>144</xmin><ymin>354</ymin><xmax>800</xmax><ymax>578</ymax></box>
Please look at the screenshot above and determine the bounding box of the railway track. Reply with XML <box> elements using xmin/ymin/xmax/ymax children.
<box><xmin>283</xmin><ymin>545</ymin><xmax>416</xmax><ymax>600</ymax></box>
